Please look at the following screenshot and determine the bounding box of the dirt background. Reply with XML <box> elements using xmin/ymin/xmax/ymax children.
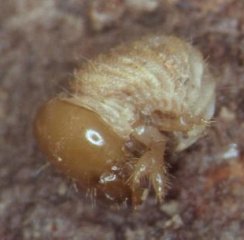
<box><xmin>0</xmin><ymin>0</ymin><xmax>243</xmax><ymax>239</ymax></box>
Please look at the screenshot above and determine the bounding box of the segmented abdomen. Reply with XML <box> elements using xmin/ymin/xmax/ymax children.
<box><xmin>73</xmin><ymin>35</ymin><xmax>215</xmax><ymax>139</ymax></box>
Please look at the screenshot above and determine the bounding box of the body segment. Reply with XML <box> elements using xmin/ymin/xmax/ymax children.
<box><xmin>72</xmin><ymin>35</ymin><xmax>215</xmax><ymax>150</ymax></box>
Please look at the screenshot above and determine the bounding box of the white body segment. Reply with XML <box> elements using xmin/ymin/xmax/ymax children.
<box><xmin>72</xmin><ymin>35</ymin><xmax>216</xmax><ymax>151</ymax></box>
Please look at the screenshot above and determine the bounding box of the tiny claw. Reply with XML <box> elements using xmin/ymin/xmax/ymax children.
<box><xmin>151</xmin><ymin>170</ymin><xmax>168</xmax><ymax>203</ymax></box>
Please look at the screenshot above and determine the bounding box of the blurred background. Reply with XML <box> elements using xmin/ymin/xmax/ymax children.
<box><xmin>0</xmin><ymin>0</ymin><xmax>243</xmax><ymax>239</ymax></box>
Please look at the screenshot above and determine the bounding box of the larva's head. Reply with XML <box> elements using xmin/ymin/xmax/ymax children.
<box><xmin>34</xmin><ymin>98</ymin><xmax>132</xmax><ymax>204</ymax></box>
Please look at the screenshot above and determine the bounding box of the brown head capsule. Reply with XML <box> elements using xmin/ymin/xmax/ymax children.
<box><xmin>34</xmin><ymin>35</ymin><xmax>216</xmax><ymax>206</ymax></box>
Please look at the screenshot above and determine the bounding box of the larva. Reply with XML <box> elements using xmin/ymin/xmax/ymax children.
<box><xmin>34</xmin><ymin>35</ymin><xmax>216</xmax><ymax>206</ymax></box>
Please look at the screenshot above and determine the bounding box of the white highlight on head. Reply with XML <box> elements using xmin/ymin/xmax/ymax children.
<box><xmin>85</xmin><ymin>129</ymin><xmax>104</xmax><ymax>146</ymax></box>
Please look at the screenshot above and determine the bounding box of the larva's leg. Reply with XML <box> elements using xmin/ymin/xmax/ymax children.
<box><xmin>127</xmin><ymin>126</ymin><xmax>169</xmax><ymax>205</ymax></box>
<box><xmin>152</xmin><ymin>111</ymin><xmax>208</xmax><ymax>132</ymax></box>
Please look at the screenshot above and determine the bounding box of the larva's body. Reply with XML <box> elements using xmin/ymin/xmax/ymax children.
<box><xmin>72</xmin><ymin>35</ymin><xmax>215</xmax><ymax>150</ymax></box>
<box><xmin>34</xmin><ymin>35</ymin><xmax>216</xmax><ymax>206</ymax></box>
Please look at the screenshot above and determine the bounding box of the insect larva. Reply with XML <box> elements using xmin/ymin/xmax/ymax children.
<box><xmin>34</xmin><ymin>35</ymin><xmax>216</xmax><ymax>206</ymax></box>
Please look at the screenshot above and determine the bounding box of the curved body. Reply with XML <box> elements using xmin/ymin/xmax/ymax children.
<box><xmin>72</xmin><ymin>35</ymin><xmax>215</xmax><ymax>150</ymax></box>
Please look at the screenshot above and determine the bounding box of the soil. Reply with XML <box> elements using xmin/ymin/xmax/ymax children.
<box><xmin>0</xmin><ymin>0</ymin><xmax>243</xmax><ymax>239</ymax></box>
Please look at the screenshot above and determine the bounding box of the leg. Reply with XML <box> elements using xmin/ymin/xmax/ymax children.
<box><xmin>151</xmin><ymin>110</ymin><xmax>208</xmax><ymax>132</ymax></box>
<box><xmin>127</xmin><ymin>126</ymin><xmax>169</xmax><ymax>205</ymax></box>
